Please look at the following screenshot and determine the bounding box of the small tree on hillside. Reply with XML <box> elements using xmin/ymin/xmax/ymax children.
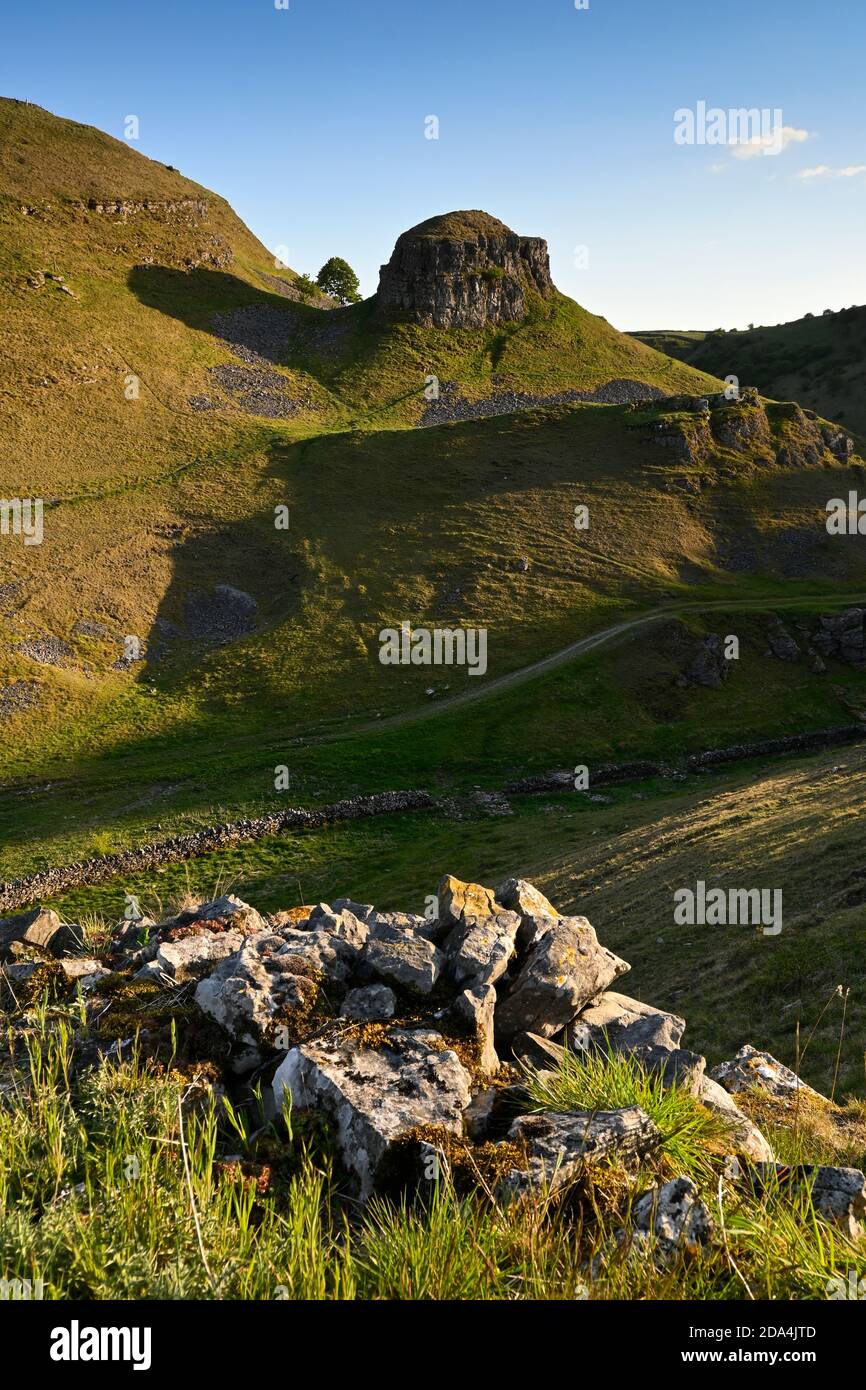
<box><xmin>316</xmin><ymin>256</ymin><xmax>362</xmax><ymax>305</ymax></box>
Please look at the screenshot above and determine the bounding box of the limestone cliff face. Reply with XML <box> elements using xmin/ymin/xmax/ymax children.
<box><xmin>375</xmin><ymin>210</ymin><xmax>554</xmax><ymax>328</ymax></box>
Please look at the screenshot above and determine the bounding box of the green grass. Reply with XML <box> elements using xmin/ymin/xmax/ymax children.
<box><xmin>4</xmin><ymin>97</ymin><xmax>866</xmax><ymax>874</ymax></box>
<box><xmin>519</xmin><ymin>1049</ymin><xmax>731</xmax><ymax>1180</ymax></box>
<box><xmin>2</xmin><ymin>1004</ymin><xmax>863</xmax><ymax>1300</ymax></box>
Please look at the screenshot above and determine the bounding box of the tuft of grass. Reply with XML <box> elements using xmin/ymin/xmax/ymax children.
<box><xmin>519</xmin><ymin>1048</ymin><xmax>732</xmax><ymax>1180</ymax></box>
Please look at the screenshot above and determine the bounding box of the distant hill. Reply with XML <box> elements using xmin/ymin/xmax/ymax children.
<box><xmin>633</xmin><ymin>306</ymin><xmax>866</xmax><ymax>441</ymax></box>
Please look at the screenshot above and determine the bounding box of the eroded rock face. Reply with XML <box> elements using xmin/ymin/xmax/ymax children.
<box><xmin>495</xmin><ymin>917</ymin><xmax>630</xmax><ymax>1042</ymax></box>
<box><xmin>495</xmin><ymin>877</ymin><xmax>560</xmax><ymax>921</ymax></box>
<box><xmin>437</xmin><ymin>873</ymin><xmax>503</xmax><ymax>928</ymax></box>
<box><xmin>811</xmin><ymin>609</ymin><xmax>866</xmax><ymax>669</ymax></box>
<box><xmin>306</xmin><ymin>905</ymin><xmax>369</xmax><ymax>948</ymax></box>
<box><xmin>711</xmin><ymin>400</ymin><xmax>772</xmax><ymax>452</ymax></box>
<box><xmin>443</xmin><ymin>984</ymin><xmax>499</xmax><ymax>1077</ymax></box>
<box><xmin>194</xmin><ymin>933</ymin><xmax>324</xmax><ymax>1068</ymax></box>
<box><xmin>376</xmin><ymin>211</ymin><xmax>553</xmax><ymax>329</ymax></box>
<box><xmin>272</xmin><ymin>1029</ymin><xmax>473</xmax><ymax>1198</ymax></box>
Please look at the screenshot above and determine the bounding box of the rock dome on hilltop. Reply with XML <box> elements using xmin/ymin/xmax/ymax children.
<box><xmin>376</xmin><ymin>209</ymin><xmax>554</xmax><ymax>329</ymax></box>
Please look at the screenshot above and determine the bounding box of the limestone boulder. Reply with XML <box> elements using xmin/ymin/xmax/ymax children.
<box><xmin>709</xmin><ymin>1045</ymin><xmax>825</xmax><ymax>1100</ymax></box>
<box><xmin>272</xmin><ymin>1028</ymin><xmax>473</xmax><ymax>1198</ymax></box>
<box><xmin>568</xmin><ymin>991</ymin><xmax>686</xmax><ymax>1055</ymax></box>
<box><xmin>495</xmin><ymin>917</ymin><xmax>629</xmax><ymax>1042</ymax></box>
<box><xmin>441</xmin><ymin>911</ymin><xmax>520</xmax><ymax>987</ymax></box>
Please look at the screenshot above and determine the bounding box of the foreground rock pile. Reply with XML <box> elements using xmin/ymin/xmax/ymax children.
<box><xmin>2</xmin><ymin>876</ymin><xmax>864</xmax><ymax>1250</ymax></box>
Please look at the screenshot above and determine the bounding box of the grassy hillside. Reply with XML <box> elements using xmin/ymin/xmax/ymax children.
<box><xmin>4</xmin><ymin>394</ymin><xmax>866</xmax><ymax>802</ymax></box>
<box><xmin>634</xmin><ymin>306</ymin><xmax>866</xmax><ymax>442</ymax></box>
<box><xmin>4</xmin><ymin>99</ymin><xmax>866</xmax><ymax>904</ymax></box>
<box><xmin>3</xmin><ymin>103</ymin><xmax>866</xmax><ymax>1307</ymax></box>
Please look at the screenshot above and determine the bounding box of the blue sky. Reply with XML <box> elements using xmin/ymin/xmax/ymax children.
<box><xmin>3</xmin><ymin>0</ymin><xmax>865</xmax><ymax>329</ymax></box>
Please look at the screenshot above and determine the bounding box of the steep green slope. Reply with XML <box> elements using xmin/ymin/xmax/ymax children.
<box><xmin>4</xmin><ymin>391</ymin><xmax>866</xmax><ymax>791</ymax></box>
<box><xmin>0</xmin><ymin>97</ymin><xmax>338</xmax><ymax>494</ymax></box>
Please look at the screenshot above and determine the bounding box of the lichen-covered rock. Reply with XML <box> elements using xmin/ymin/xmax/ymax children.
<box><xmin>568</xmin><ymin>991</ymin><xmax>686</xmax><ymax>1055</ymax></box>
<box><xmin>340</xmin><ymin>983</ymin><xmax>396</xmax><ymax>1021</ymax></box>
<box><xmin>441</xmin><ymin>911</ymin><xmax>520</xmax><ymax>987</ymax></box>
<box><xmin>632</xmin><ymin>1176</ymin><xmax>714</xmax><ymax>1261</ymax></box>
<box><xmin>511</xmin><ymin>912</ymin><xmax>559</xmax><ymax>954</ymax></box>
<box><xmin>437</xmin><ymin>874</ymin><xmax>502</xmax><ymax>928</ymax></box>
<box><xmin>709</xmin><ymin>1045</ymin><xmax>824</xmax><ymax>1100</ymax></box>
<box><xmin>495</xmin><ymin>917</ymin><xmax>630</xmax><ymax>1042</ymax></box>
<box><xmin>304</xmin><ymin>906</ymin><xmax>369</xmax><ymax>949</ymax></box>
<box><xmin>361</xmin><ymin>935</ymin><xmax>443</xmax><ymax>995</ymax></box>
<box><xmin>271</xmin><ymin>1028</ymin><xmax>473</xmax><ymax>1198</ymax></box>
<box><xmin>268</xmin><ymin>905</ymin><xmax>315</xmax><ymax>928</ymax></box>
<box><xmin>368</xmin><ymin>911</ymin><xmax>441</xmax><ymax>943</ymax></box>
<box><xmin>59</xmin><ymin>957</ymin><xmax>111</xmax><ymax>990</ymax></box>
<box><xmin>376</xmin><ymin>211</ymin><xmax>553</xmax><ymax>330</ymax></box>
<box><xmin>330</xmin><ymin>897</ymin><xmax>376</xmax><ymax>921</ymax></box>
<box><xmin>194</xmin><ymin>933</ymin><xmax>322</xmax><ymax>1067</ymax></box>
<box><xmin>500</xmin><ymin>1106</ymin><xmax>659</xmax><ymax>1200</ymax></box>
<box><xmin>161</xmin><ymin>893</ymin><xmax>267</xmax><ymax>938</ymax></box>
<box><xmin>495</xmin><ymin>877</ymin><xmax>560</xmax><ymax>922</ymax></box>
<box><xmin>275</xmin><ymin>928</ymin><xmax>361</xmax><ymax>983</ymax></box>
<box><xmin>155</xmin><ymin>930</ymin><xmax>246</xmax><ymax>983</ymax></box>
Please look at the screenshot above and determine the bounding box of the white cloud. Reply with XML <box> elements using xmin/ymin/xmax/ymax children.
<box><xmin>730</xmin><ymin>126</ymin><xmax>811</xmax><ymax>159</ymax></box>
<box><xmin>796</xmin><ymin>163</ymin><xmax>866</xmax><ymax>180</ymax></box>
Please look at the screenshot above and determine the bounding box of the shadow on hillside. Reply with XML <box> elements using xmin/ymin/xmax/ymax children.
<box><xmin>127</xmin><ymin>264</ymin><xmax>368</xmax><ymax>383</ymax></box>
<box><xmin>139</xmin><ymin>507</ymin><xmax>307</xmax><ymax>700</ymax></box>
